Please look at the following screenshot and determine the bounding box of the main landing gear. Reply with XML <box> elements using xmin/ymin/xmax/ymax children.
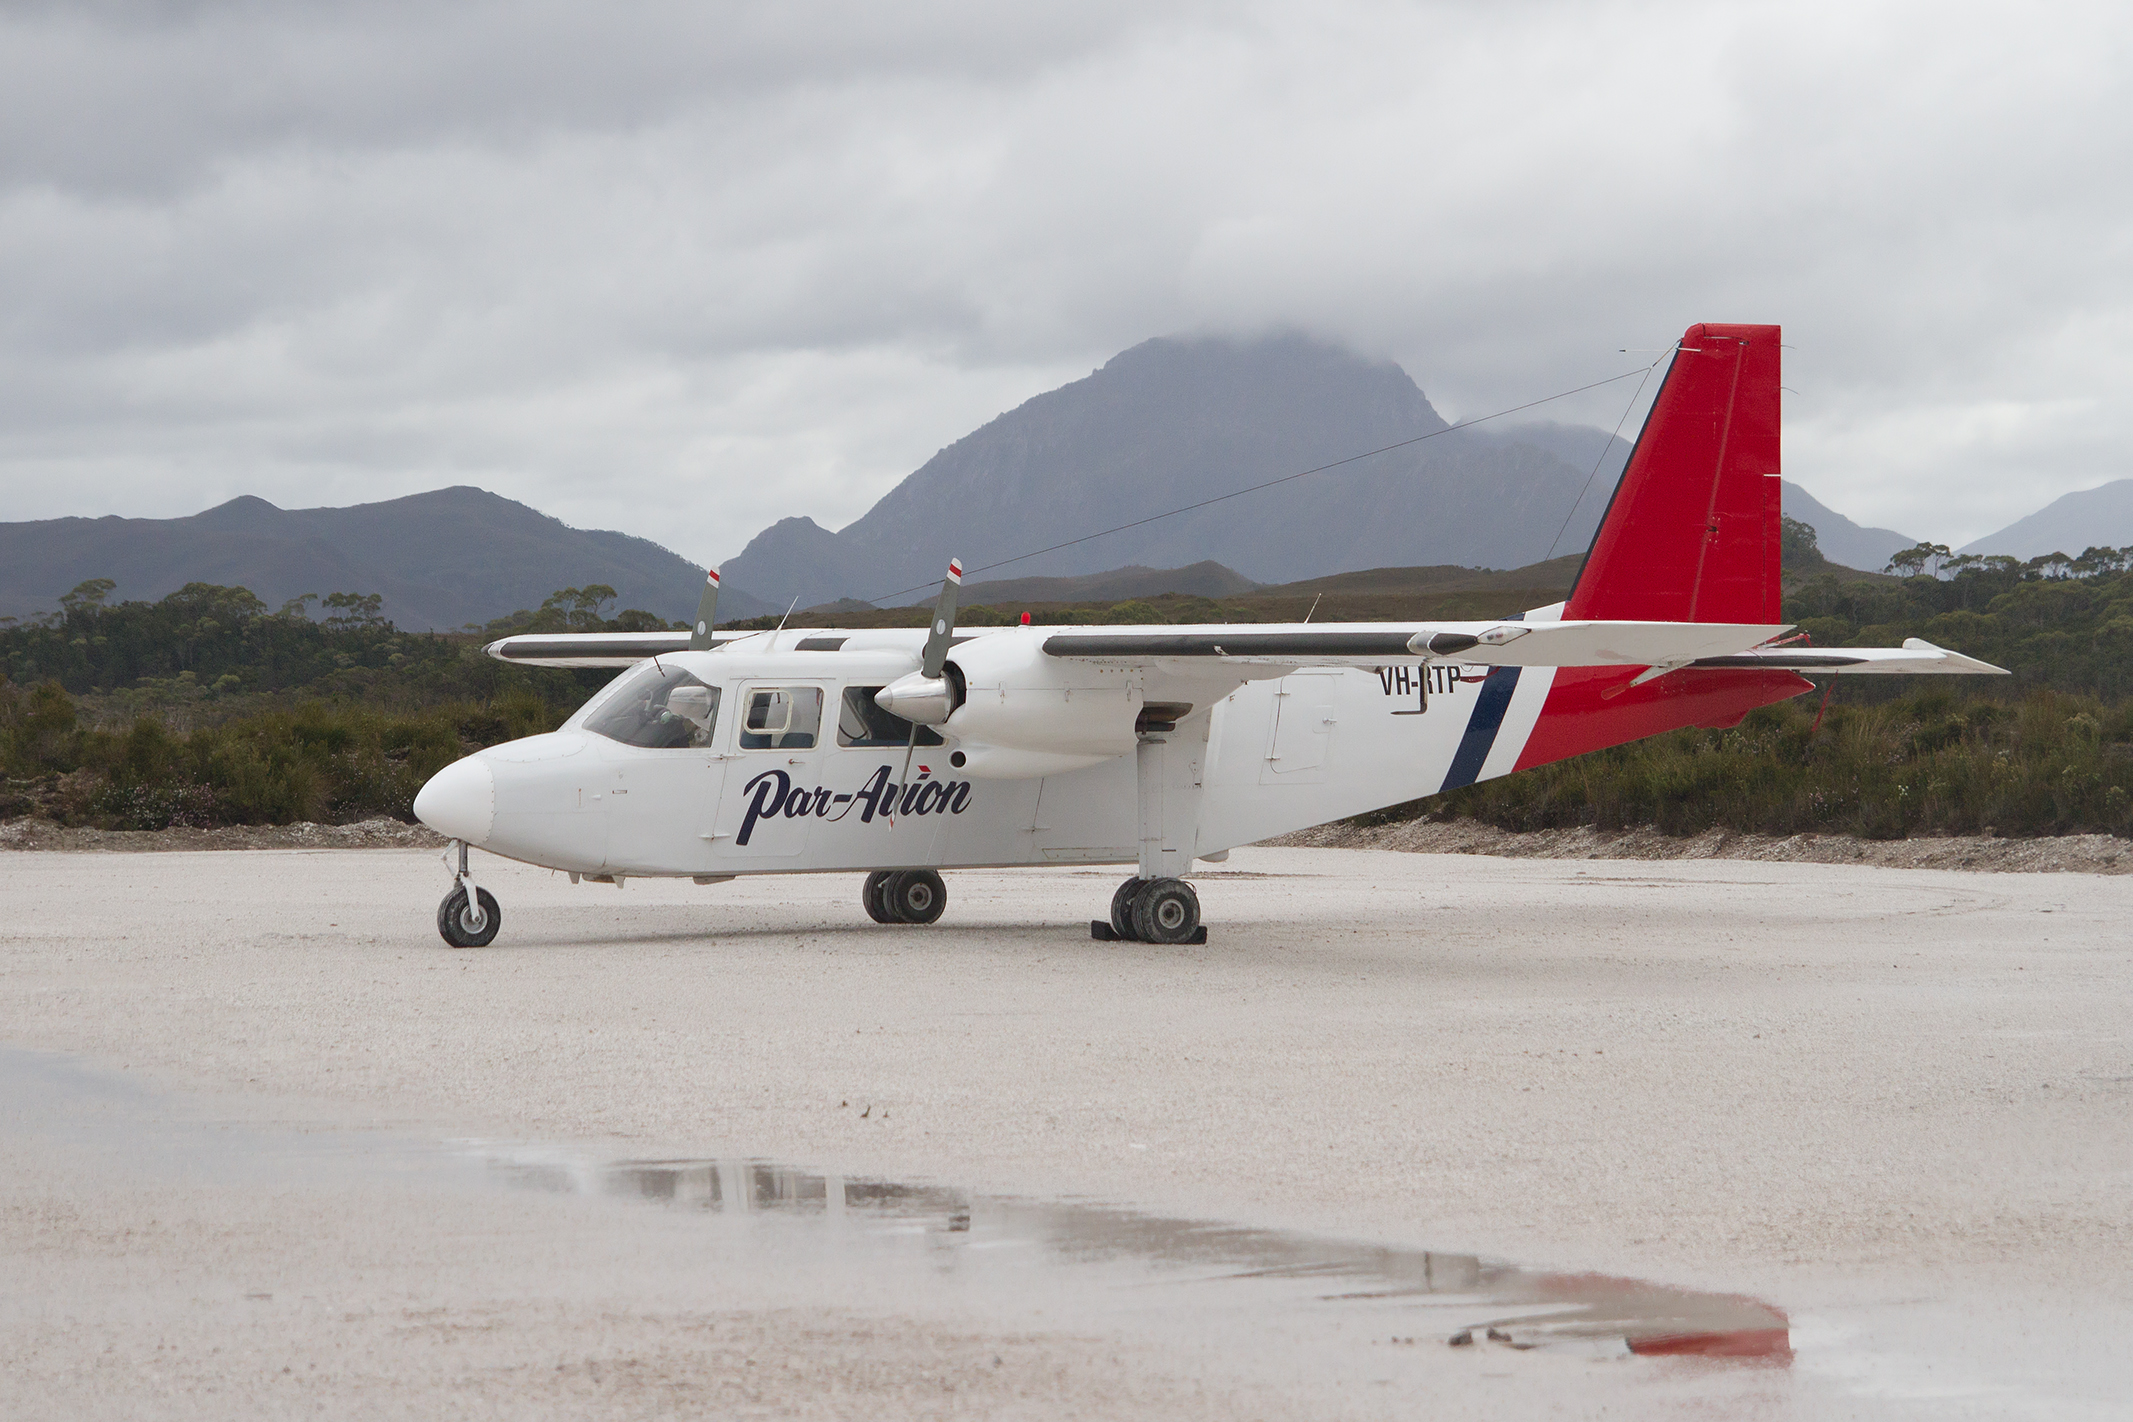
<box><xmin>1092</xmin><ymin>876</ymin><xmax>1206</xmax><ymax>945</ymax></box>
<box><xmin>437</xmin><ymin>839</ymin><xmax>501</xmax><ymax>948</ymax></box>
<box><xmin>863</xmin><ymin>869</ymin><xmax>948</xmax><ymax>925</ymax></box>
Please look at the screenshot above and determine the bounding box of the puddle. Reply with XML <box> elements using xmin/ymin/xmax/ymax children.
<box><xmin>477</xmin><ymin>1148</ymin><xmax>1790</xmax><ymax>1361</ymax></box>
<box><xmin>2</xmin><ymin>1045</ymin><xmax>1788</xmax><ymax>1375</ymax></box>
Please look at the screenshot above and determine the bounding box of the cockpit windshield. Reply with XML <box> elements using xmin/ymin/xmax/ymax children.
<box><xmin>583</xmin><ymin>662</ymin><xmax>720</xmax><ymax>749</ymax></box>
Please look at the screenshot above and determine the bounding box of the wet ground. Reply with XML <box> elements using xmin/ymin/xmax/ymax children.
<box><xmin>2</xmin><ymin>1046</ymin><xmax>1797</xmax><ymax>1418</ymax></box>
<box><xmin>5</xmin><ymin>847</ymin><xmax>2130</xmax><ymax>1416</ymax></box>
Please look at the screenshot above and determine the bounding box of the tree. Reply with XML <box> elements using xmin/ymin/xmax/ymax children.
<box><xmin>535</xmin><ymin>585</ymin><xmax>618</xmax><ymax>632</ymax></box>
<box><xmin>320</xmin><ymin>592</ymin><xmax>386</xmax><ymax>628</ymax></box>
<box><xmin>1886</xmin><ymin>542</ymin><xmax>1953</xmax><ymax>578</ymax></box>
<box><xmin>1780</xmin><ymin>516</ymin><xmax>1821</xmax><ymax>569</ymax></box>
<box><xmin>59</xmin><ymin>578</ymin><xmax>117</xmax><ymax>615</ymax></box>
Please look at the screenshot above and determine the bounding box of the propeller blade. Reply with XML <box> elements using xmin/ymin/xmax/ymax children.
<box><xmin>688</xmin><ymin>568</ymin><xmax>720</xmax><ymax>651</ymax></box>
<box><xmin>920</xmin><ymin>557</ymin><xmax>962</xmax><ymax>678</ymax></box>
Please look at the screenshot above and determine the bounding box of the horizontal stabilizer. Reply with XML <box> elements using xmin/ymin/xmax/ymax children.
<box><xmin>1689</xmin><ymin>638</ymin><xmax>2009</xmax><ymax>676</ymax></box>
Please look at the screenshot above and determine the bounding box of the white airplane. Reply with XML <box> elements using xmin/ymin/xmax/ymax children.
<box><xmin>413</xmin><ymin>323</ymin><xmax>2004</xmax><ymax>946</ymax></box>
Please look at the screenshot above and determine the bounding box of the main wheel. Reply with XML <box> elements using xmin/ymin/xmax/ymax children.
<box><xmin>1110</xmin><ymin>877</ymin><xmax>1149</xmax><ymax>939</ymax></box>
<box><xmin>1129</xmin><ymin>878</ymin><xmax>1200</xmax><ymax>945</ymax></box>
<box><xmin>882</xmin><ymin>869</ymin><xmax>946</xmax><ymax>925</ymax></box>
<box><xmin>437</xmin><ymin>885</ymin><xmax>501</xmax><ymax>948</ymax></box>
<box><xmin>862</xmin><ymin>870</ymin><xmax>898</xmax><ymax>923</ymax></box>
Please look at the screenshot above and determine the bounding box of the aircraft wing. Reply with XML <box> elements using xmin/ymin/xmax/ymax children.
<box><xmin>484</xmin><ymin>631</ymin><xmax>739</xmax><ymax>667</ymax></box>
<box><xmin>1040</xmin><ymin>620</ymin><xmax>1793</xmax><ymax>669</ymax></box>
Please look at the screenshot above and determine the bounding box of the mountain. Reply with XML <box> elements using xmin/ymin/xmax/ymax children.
<box><xmin>0</xmin><ymin>486</ymin><xmax>776</xmax><ymax>631</ymax></box>
<box><xmin>724</xmin><ymin>334</ymin><xmax>1635</xmax><ymax>609</ymax></box>
<box><xmin>947</xmin><ymin>560</ymin><xmax>1260</xmax><ymax>608</ymax></box>
<box><xmin>1781</xmin><ymin>482</ymin><xmax>1916</xmax><ymax>573</ymax></box>
<box><xmin>1958</xmin><ymin>480</ymin><xmax>2133</xmax><ymax>560</ymax></box>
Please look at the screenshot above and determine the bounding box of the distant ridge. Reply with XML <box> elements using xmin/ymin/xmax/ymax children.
<box><xmin>1782</xmin><ymin>482</ymin><xmax>1914</xmax><ymax>572</ymax></box>
<box><xmin>724</xmin><ymin>333</ymin><xmax>1635</xmax><ymax>610</ymax></box>
<box><xmin>1959</xmin><ymin>479</ymin><xmax>2133</xmax><ymax>560</ymax></box>
<box><xmin>945</xmin><ymin>561</ymin><xmax>1260</xmax><ymax>608</ymax></box>
<box><xmin>1</xmin><ymin>335</ymin><xmax>1939</xmax><ymax>631</ymax></box>
<box><xmin>0</xmin><ymin>487</ymin><xmax>776</xmax><ymax>630</ymax></box>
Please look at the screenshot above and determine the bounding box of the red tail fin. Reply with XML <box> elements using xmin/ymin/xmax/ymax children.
<box><xmin>1564</xmin><ymin>324</ymin><xmax>1781</xmax><ymax>624</ymax></box>
<box><xmin>1507</xmin><ymin>323</ymin><xmax>1802</xmax><ymax>775</ymax></box>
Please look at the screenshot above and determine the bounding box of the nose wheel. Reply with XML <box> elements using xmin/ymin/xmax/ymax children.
<box><xmin>862</xmin><ymin>869</ymin><xmax>948</xmax><ymax>925</ymax></box>
<box><xmin>438</xmin><ymin>884</ymin><xmax>501</xmax><ymax>947</ymax></box>
<box><xmin>1093</xmin><ymin>876</ymin><xmax>1205</xmax><ymax>944</ymax></box>
<box><xmin>436</xmin><ymin>839</ymin><xmax>501</xmax><ymax>947</ymax></box>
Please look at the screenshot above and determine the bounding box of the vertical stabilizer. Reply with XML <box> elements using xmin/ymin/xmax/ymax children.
<box><xmin>1500</xmin><ymin>323</ymin><xmax>1805</xmax><ymax>777</ymax></box>
<box><xmin>1564</xmin><ymin>324</ymin><xmax>1781</xmax><ymax>624</ymax></box>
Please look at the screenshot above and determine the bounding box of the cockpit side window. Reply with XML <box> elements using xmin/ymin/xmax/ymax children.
<box><xmin>584</xmin><ymin>662</ymin><xmax>721</xmax><ymax>749</ymax></box>
<box><xmin>837</xmin><ymin>687</ymin><xmax>945</xmax><ymax>748</ymax></box>
<box><xmin>739</xmin><ymin>686</ymin><xmax>823</xmax><ymax>750</ymax></box>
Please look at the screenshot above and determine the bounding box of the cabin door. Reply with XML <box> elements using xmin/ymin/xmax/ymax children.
<box><xmin>710</xmin><ymin>683</ymin><xmax>829</xmax><ymax>861</ymax></box>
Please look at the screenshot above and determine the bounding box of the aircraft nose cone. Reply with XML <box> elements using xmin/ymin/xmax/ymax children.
<box><xmin>413</xmin><ymin>755</ymin><xmax>495</xmax><ymax>843</ymax></box>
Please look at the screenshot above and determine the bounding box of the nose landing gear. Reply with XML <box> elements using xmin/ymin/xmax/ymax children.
<box><xmin>436</xmin><ymin>840</ymin><xmax>501</xmax><ymax>947</ymax></box>
<box><xmin>1092</xmin><ymin>876</ymin><xmax>1205</xmax><ymax>944</ymax></box>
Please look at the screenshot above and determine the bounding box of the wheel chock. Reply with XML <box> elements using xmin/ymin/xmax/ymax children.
<box><xmin>1090</xmin><ymin>920</ymin><xmax>1207</xmax><ymax>944</ymax></box>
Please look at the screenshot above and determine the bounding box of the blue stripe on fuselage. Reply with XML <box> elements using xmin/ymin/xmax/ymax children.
<box><xmin>1441</xmin><ymin>665</ymin><xmax>1522</xmax><ymax>791</ymax></box>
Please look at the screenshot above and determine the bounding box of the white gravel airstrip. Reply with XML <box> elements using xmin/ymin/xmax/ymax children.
<box><xmin>3</xmin><ymin>844</ymin><xmax>2129</xmax><ymax>1419</ymax></box>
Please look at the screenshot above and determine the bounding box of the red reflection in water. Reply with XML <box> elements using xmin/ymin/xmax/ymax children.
<box><xmin>1630</xmin><ymin>1328</ymin><xmax>1794</xmax><ymax>1361</ymax></box>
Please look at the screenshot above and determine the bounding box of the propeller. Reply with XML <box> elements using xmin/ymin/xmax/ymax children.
<box><xmin>922</xmin><ymin>557</ymin><xmax>961</xmax><ymax>678</ymax></box>
<box><xmin>688</xmin><ymin>568</ymin><xmax>720</xmax><ymax>651</ymax></box>
<box><xmin>888</xmin><ymin>558</ymin><xmax>962</xmax><ymax>824</ymax></box>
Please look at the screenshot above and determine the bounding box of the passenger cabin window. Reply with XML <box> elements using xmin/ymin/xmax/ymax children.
<box><xmin>739</xmin><ymin>686</ymin><xmax>823</xmax><ymax>750</ymax></box>
<box><xmin>584</xmin><ymin>663</ymin><xmax>721</xmax><ymax>749</ymax></box>
<box><xmin>838</xmin><ymin>687</ymin><xmax>944</xmax><ymax>748</ymax></box>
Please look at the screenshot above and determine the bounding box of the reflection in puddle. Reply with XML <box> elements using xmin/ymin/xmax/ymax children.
<box><xmin>1</xmin><ymin>1045</ymin><xmax>1786</xmax><ymax>1383</ymax></box>
<box><xmin>480</xmin><ymin>1150</ymin><xmax>1790</xmax><ymax>1362</ymax></box>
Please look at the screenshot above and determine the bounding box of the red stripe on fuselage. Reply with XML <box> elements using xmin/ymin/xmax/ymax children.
<box><xmin>1513</xmin><ymin>666</ymin><xmax>1811</xmax><ymax>772</ymax></box>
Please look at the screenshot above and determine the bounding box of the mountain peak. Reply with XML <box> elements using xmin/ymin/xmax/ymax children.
<box><xmin>724</xmin><ymin>331</ymin><xmax>1493</xmax><ymax>608</ymax></box>
<box><xmin>192</xmin><ymin>494</ymin><xmax>287</xmax><ymax>529</ymax></box>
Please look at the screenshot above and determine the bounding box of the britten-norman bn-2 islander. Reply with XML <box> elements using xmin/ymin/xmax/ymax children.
<box><xmin>413</xmin><ymin>323</ymin><xmax>2004</xmax><ymax>946</ymax></box>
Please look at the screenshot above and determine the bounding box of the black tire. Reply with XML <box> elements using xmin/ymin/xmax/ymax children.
<box><xmin>862</xmin><ymin>870</ymin><xmax>898</xmax><ymax>923</ymax></box>
<box><xmin>1129</xmin><ymin>878</ymin><xmax>1200</xmax><ymax>945</ymax></box>
<box><xmin>437</xmin><ymin>885</ymin><xmax>501</xmax><ymax>948</ymax></box>
<box><xmin>1110</xmin><ymin>877</ymin><xmax>1148</xmax><ymax>939</ymax></box>
<box><xmin>882</xmin><ymin>869</ymin><xmax>946</xmax><ymax>925</ymax></box>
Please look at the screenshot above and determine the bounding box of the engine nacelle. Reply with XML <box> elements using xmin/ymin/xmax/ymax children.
<box><xmin>939</xmin><ymin>631</ymin><xmax>1139</xmax><ymax>775</ymax></box>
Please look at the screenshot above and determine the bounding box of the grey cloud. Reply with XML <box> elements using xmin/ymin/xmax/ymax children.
<box><xmin>1</xmin><ymin>0</ymin><xmax>2128</xmax><ymax>569</ymax></box>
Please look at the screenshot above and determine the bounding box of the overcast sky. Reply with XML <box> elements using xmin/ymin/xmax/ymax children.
<box><xmin>1</xmin><ymin>0</ymin><xmax>2126</xmax><ymax>565</ymax></box>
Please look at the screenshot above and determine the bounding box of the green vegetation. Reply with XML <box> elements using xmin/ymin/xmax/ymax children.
<box><xmin>1787</xmin><ymin>541</ymin><xmax>2133</xmax><ymax>699</ymax></box>
<box><xmin>0</xmin><ymin>678</ymin><xmax>556</xmax><ymax>828</ymax></box>
<box><xmin>1416</xmin><ymin>688</ymin><xmax>2133</xmax><ymax>841</ymax></box>
<box><xmin>0</xmin><ymin>579</ymin><xmax>676</xmax><ymax>829</ymax></box>
<box><xmin>1345</xmin><ymin>534</ymin><xmax>2133</xmax><ymax>840</ymax></box>
<box><xmin>9</xmin><ymin>528</ymin><xmax>2133</xmax><ymax>839</ymax></box>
